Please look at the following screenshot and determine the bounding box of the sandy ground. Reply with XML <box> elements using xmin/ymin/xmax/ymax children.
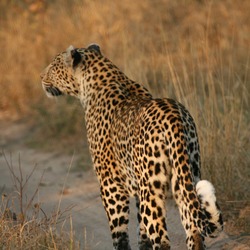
<box><xmin>0</xmin><ymin>121</ymin><xmax>249</xmax><ymax>250</ymax></box>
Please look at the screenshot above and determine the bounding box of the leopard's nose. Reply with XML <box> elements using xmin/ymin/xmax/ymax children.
<box><xmin>40</xmin><ymin>68</ymin><xmax>48</xmax><ymax>80</ymax></box>
<box><xmin>40</xmin><ymin>71</ymin><xmax>45</xmax><ymax>80</ymax></box>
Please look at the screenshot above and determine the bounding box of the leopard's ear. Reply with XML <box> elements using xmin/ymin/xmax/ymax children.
<box><xmin>87</xmin><ymin>43</ymin><xmax>101</xmax><ymax>55</ymax></box>
<box><xmin>66</xmin><ymin>45</ymin><xmax>82</xmax><ymax>69</ymax></box>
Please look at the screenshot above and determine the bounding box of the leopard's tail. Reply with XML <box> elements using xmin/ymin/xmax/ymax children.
<box><xmin>172</xmin><ymin>168</ymin><xmax>223</xmax><ymax>238</ymax></box>
<box><xmin>172</xmin><ymin>170</ymin><xmax>223</xmax><ymax>237</ymax></box>
<box><xmin>195</xmin><ymin>180</ymin><xmax>223</xmax><ymax>237</ymax></box>
<box><xmin>168</xmin><ymin>129</ymin><xmax>223</xmax><ymax>237</ymax></box>
<box><xmin>163</xmin><ymin>99</ymin><xmax>223</xmax><ymax>237</ymax></box>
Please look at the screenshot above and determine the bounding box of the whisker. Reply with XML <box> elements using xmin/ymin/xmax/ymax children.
<box><xmin>45</xmin><ymin>86</ymin><xmax>62</xmax><ymax>96</ymax></box>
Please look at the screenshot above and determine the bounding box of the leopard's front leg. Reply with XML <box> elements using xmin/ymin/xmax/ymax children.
<box><xmin>99</xmin><ymin>175</ymin><xmax>131</xmax><ymax>250</ymax></box>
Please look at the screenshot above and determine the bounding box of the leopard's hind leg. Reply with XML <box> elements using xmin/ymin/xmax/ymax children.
<box><xmin>171</xmin><ymin>172</ymin><xmax>205</xmax><ymax>250</ymax></box>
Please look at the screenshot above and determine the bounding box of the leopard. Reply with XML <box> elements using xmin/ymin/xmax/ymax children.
<box><xmin>40</xmin><ymin>44</ymin><xmax>223</xmax><ymax>250</ymax></box>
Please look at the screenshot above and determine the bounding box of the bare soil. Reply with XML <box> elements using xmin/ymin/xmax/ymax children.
<box><xmin>0</xmin><ymin>120</ymin><xmax>249</xmax><ymax>250</ymax></box>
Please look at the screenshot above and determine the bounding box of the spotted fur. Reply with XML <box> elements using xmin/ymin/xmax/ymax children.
<box><xmin>41</xmin><ymin>44</ymin><xmax>223</xmax><ymax>250</ymax></box>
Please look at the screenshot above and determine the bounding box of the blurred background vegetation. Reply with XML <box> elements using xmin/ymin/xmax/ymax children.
<box><xmin>0</xmin><ymin>0</ymin><xmax>249</xmax><ymax>202</ymax></box>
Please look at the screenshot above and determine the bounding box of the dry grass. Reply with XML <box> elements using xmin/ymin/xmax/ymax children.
<box><xmin>0</xmin><ymin>0</ymin><xmax>249</xmax><ymax>245</ymax></box>
<box><xmin>0</xmin><ymin>152</ymin><xmax>80</xmax><ymax>249</ymax></box>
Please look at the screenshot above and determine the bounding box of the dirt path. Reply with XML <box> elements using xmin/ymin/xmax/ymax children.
<box><xmin>0</xmin><ymin>121</ymin><xmax>249</xmax><ymax>250</ymax></box>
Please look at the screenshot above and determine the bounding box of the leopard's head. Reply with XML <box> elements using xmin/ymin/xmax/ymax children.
<box><xmin>40</xmin><ymin>44</ymin><xmax>102</xmax><ymax>98</ymax></box>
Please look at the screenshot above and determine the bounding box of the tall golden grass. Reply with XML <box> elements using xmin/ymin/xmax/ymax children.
<box><xmin>0</xmin><ymin>0</ymin><xmax>249</xmax><ymax>200</ymax></box>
